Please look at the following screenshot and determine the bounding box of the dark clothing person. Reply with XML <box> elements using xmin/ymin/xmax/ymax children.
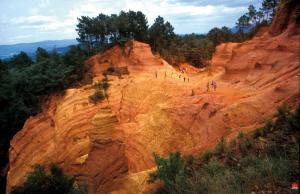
<box><xmin>214</xmin><ymin>81</ymin><xmax>217</xmax><ymax>91</ymax></box>
<box><xmin>207</xmin><ymin>82</ymin><xmax>210</xmax><ymax>92</ymax></box>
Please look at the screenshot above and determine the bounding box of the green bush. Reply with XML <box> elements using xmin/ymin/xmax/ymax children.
<box><xmin>88</xmin><ymin>88</ymin><xmax>105</xmax><ymax>103</ymax></box>
<box><xmin>239</xmin><ymin>137</ymin><xmax>252</xmax><ymax>155</ymax></box>
<box><xmin>89</xmin><ymin>77</ymin><xmax>110</xmax><ymax>103</ymax></box>
<box><xmin>201</xmin><ymin>149</ymin><xmax>213</xmax><ymax>162</ymax></box>
<box><xmin>149</xmin><ymin>106</ymin><xmax>299</xmax><ymax>194</ymax></box>
<box><xmin>0</xmin><ymin>46</ymin><xmax>88</xmax><ymax>191</ymax></box>
<box><xmin>107</xmin><ymin>66</ymin><xmax>115</xmax><ymax>73</ymax></box>
<box><xmin>148</xmin><ymin>152</ymin><xmax>189</xmax><ymax>194</ymax></box>
<box><xmin>288</xmin><ymin>107</ymin><xmax>300</xmax><ymax>131</ymax></box>
<box><xmin>236</xmin><ymin>132</ymin><xmax>252</xmax><ymax>155</ymax></box>
<box><xmin>214</xmin><ymin>137</ymin><xmax>226</xmax><ymax>155</ymax></box>
<box><xmin>237</xmin><ymin>131</ymin><xmax>245</xmax><ymax>139</ymax></box>
<box><xmin>252</xmin><ymin>119</ymin><xmax>273</xmax><ymax>138</ymax></box>
<box><xmin>100</xmin><ymin>78</ymin><xmax>110</xmax><ymax>90</ymax></box>
<box><xmin>274</xmin><ymin>103</ymin><xmax>292</xmax><ymax>131</ymax></box>
<box><xmin>11</xmin><ymin>164</ymin><xmax>85</xmax><ymax>194</ymax></box>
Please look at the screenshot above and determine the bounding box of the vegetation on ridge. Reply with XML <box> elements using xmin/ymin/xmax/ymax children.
<box><xmin>149</xmin><ymin>104</ymin><xmax>299</xmax><ymax>194</ymax></box>
<box><xmin>76</xmin><ymin>0</ymin><xmax>279</xmax><ymax>68</ymax></box>
<box><xmin>0</xmin><ymin>46</ymin><xmax>89</xmax><ymax>193</ymax></box>
<box><xmin>88</xmin><ymin>77</ymin><xmax>110</xmax><ymax>104</ymax></box>
<box><xmin>11</xmin><ymin>164</ymin><xmax>86</xmax><ymax>194</ymax></box>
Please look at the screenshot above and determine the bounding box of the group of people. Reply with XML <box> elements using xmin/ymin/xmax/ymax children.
<box><xmin>179</xmin><ymin>67</ymin><xmax>187</xmax><ymax>74</ymax></box>
<box><xmin>207</xmin><ymin>80</ymin><xmax>217</xmax><ymax>92</ymax></box>
<box><xmin>155</xmin><ymin>71</ymin><xmax>189</xmax><ymax>82</ymax></box>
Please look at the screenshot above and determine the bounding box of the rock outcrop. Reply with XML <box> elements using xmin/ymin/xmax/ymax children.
<box><xmin>6</xmin><ymin>3</ymin><xmax>300</xmax><ymax>193</ymax></box>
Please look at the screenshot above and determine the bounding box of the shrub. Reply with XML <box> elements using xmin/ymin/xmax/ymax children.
<box><xmin>104</xmin><ymin>66</ymin><xmax>129</xmax><ymax>77</ymax></box>
<box><xmin>252</xmin><ymin>120</ymin><xmax>273</xmax><ymax>138</ymax></box>
<box><xmin>11</xmin><ymin>164</ymin><xmax>85</xmax><ymax>194</ymax></box>
<box><xmin>237</xmin><ymin>131</ymin><xmax>245</xmax><ymax>139</ymax></box>
<box><xmin>201</xmin><ymin>149</ymin><xmax>213</xmax><ymax>162</ymax></box>
<box><xmin>229</xmin><ymin>139</ymin><xmax>237</xmax><ymax>147</ymax></box>
<box><xmin>202</xmin><ymin>160</ymin><xmax>224</xmax><ymax>176</ymax></box>
<box><xmin>239</xmin><ymin>137</ymin><xmax>252</xmax><ymax>155</ymax></box>
<box><xmin>149</xmin><ymin>106</ymin><xmax>299</xmax><ymax>193</ymax></box>
<box><xmin>89</xmin><ymin>77</ymin><xmax>110</xmax><ymax>103</ymax></box>
<box><xmin>100</xmin><ymin>78</ymin><xmax>110</xmax><ymax>90</ymax></box>
<box><xmin>88</xmin><ymin>88</ymin><xmax>105</xmax><ymax>103</ymax></box>
<box><xmin>148</xmin><ymin>152</ymin><xmax>189</xmax><ymax>194</ymax></box>
<box><xmin>274</xmin><ymin>103</ymin><xmax>291</xmax><ymax>131</ymax></box>
<box><xmin>214</xmin><ymin>137</ymin><xmax>226</xmax><ymax>155</ymax></box>
<box><xmin>107</xmin><ymin>66</ymin><xmax>115</xmax><ymax>73</ymax></box>
<box><xmin>288</xmin><ymin>107</ymin><xmax>300</xmax><ymax>131</ymax></box>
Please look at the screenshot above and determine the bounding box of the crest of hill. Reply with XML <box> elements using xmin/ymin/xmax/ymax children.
<box><xmin>85</xmin><ymin>40</ymin><xmax>167</xmax><ymax>79</ymax></box>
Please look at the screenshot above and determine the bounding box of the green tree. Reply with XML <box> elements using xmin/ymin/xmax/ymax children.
<box><xmin>261</xmin><ymin>0</ymin><xmax>279</xmax><ymax>23</ymax></box>
<box><xmin>127</xmin><ymin>11</ymin><xmax>148</xmax><ymax>42</ymax></box>
<box><xmin>36</xmin><ymin>47</ymin><xmax>50</xmax><ymax>62</ymax></box>
<box><xmin>94</xmin><ymin>13</ymin><xmax>109</xmax><ymax>48</ymax></box>
<box><xmin>117</xmin><ymin>11</ymin><xmax>130</xmax><ymax>39</ymax></box>
<box><xmin>256</xmin><ymin>10</ymin><xmax>265</xmax><ymax>23</ymax></box>
<box><xmin>148</xmin><ymin>152</ymin><xmax>189</xmax><ymax>193</ymax></box>
<box><xmin>6</xmin><ymin>51</ymin><xmax>32</xmax><ymax>68</ymax></box>
<box><xmin>76</xmin><ymin>16</ymin><xmax>94</xmax><ymax>56</ymax></box>
<box><xmin>11</xmin><ymin>164</ymin><xmax>85</xmax><ymax>194</ymax></box>
<box><xmin>236</xmin><ymin>14</ymin><xmax>250</xmax><ymax>33</ymax></box>
<box><xmin>149</xmin><ymin>16</ymin><xmax>175</xmax><ymax>52</ymax></box>
<box><xmin>0</xmin><ymin>58</ymin><xmax>8</xmax><ymax>76</ymax></box>
<box><xmin>107</xmin><ymin>14</ymin><xmax>118</xmax><ymax>42</ymax></box>
<box><xmin>247</xmin><ymin>5</ymin><xmax>258</xmax><ymax>25</ymax></box>
<box><xmin>63</xmin><ymin>45</ymin><xmax>87</xmax><ymax>83</ymax></box>
<box><xmin>207</xmin><ymin>26</ymin><xmax>232</xmax><ymax>46</ymax></box>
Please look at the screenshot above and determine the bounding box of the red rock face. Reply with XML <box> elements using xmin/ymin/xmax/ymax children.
<box><xmin>269</xmin><ymin>0</ymin><xmax>300</xmax><ymax>36</ymax></box>
<box><xmin>6</xmin><ymin>9</ymin><xmax>300</xmax><ymax>194</ymax></box>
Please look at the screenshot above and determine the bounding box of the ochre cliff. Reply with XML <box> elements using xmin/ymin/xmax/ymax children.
<box><xmin>6</xmin><ymin>6</ymin><xmax>300</xmax><ymax>194</ymax></box>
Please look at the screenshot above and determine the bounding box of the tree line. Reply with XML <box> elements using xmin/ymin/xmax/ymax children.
<box><xmin>76</xmin><ymin>0</ymin><xmax>279</xmax><ymax>68</ymax></box>
<box><xmin>76</xmin><ymin>11</ymin><xmax>149</xmax><ymax>54</ymax></box>
<box><xmin>236</xmin><ymin>0</ymin><xmax>279</xmax><ymax>32</ymax></box>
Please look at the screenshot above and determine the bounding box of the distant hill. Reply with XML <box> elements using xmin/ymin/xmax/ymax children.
<box><xmin>0</xmin><ymin>39</ymin><xmax>78</xmax><ymax>59</ymax></box>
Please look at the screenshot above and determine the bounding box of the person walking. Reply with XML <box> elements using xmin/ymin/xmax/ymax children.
<box><xmin>213</xmin><ymin>81</ymin><xmax>217</xmax><ymax>91</ymax></box>
<box><xmin>207</xmin><ymin>82</ymin><xmax>210</xmax><ymax>92</ymax></box>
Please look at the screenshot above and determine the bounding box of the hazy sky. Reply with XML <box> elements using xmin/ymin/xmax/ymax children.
<box><xmin>0</xmin><ymin>0</ymin><xmax>262</xmax><ymax>45</ymax></box>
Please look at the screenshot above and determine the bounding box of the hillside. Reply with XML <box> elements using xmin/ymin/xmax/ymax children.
<box><xmin>0</xmin><ymin>39</ymin><xmax>77</xmax><ymax>59</ymax></box>
<box><xmin>6</xmin><ymin>2</ymin><xmax>300</xmax><ymax>194</ymax></box>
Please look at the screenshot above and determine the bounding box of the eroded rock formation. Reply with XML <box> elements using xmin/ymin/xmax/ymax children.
<box><xmin>6</xmin><ymin>4</ymin><xmax>300</xmax><ymax>193</ymax></box>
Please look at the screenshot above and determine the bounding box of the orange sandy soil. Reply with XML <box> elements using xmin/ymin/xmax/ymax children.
<box><xmin>6</xmin><ymin>16</ymin><xmax>300</xmax><ymax>194</ymax></box>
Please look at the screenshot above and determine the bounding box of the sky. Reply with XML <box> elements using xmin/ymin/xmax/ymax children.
<box><xmin>0</xmin><ymin>0</ymin><xmax>262</xmax><ymax>45</ymax></box>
